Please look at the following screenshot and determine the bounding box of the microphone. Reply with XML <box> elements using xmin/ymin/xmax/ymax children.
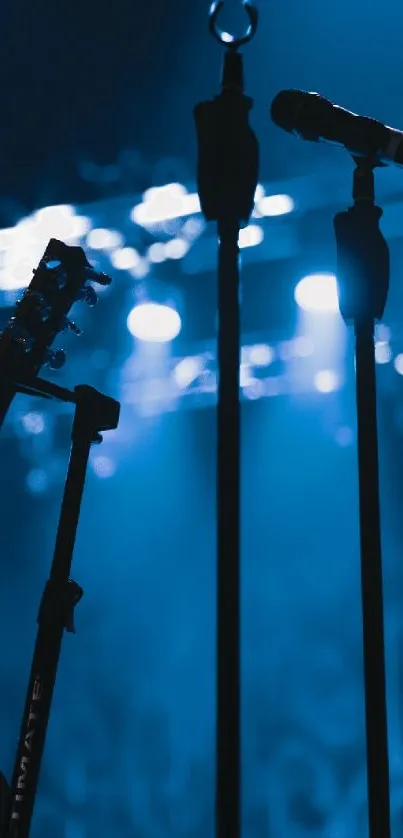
<box><xmin>270</xmin><ymin>89</ymin><xmax>403</xmax><ymax>167</ymax></box>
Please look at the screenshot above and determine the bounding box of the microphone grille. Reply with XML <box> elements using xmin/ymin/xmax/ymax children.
<box><xmin>270</xmin><ymin>89</ymin><xmax>306</xmax><ymax>133</ymax></box>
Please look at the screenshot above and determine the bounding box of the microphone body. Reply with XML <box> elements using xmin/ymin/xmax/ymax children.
<box><xmin>270</xmin><ymin>90</ymin><xmax>403</xmax><ymax>167</ymax></box>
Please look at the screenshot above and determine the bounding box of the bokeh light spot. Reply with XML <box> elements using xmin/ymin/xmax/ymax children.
<box><xmin>295</xmin><ymin>273</ymin><xmax>339</xmax><ymax>313</ymax></box>
<box><xmin>127</xmin><ymin>303</ymin><xmax>181</xmax><ymax>343</ymax></box>
<box><xmin>314</xmin><ymin>370</ymin><xmax>340</xmax><ymax>393</ymax></box>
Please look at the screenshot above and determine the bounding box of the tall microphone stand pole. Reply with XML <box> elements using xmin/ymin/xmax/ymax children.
<box><xmin>194</xmin><ymin>4</ymin><xmax>259</xmax><ymax>838</ymax></box>
<box><xmin>334</xmin><ymin>159</ymin><xmax>391</xmax><ymax>838</ymax></box>
<box><xmin>0</xmin><ymin>379</ymin><xmax>120</xmax><ymax>838</ymax></box>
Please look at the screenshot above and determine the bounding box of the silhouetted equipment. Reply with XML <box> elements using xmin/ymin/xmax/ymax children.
<box><xmin>194</xmin><ymin>5</ymin><xmax>259</xmax><ymax>838</ymax></box>
<box><xmin>271</xmin><ymin>88</ymin><xmax>403</xmax><ymax>167</ymax></box>
<box><xmin>333</xmin><ymin>160</ymin><xmax>391</xmax><ymax>838</ymax></box>
<box><xmin>273</xmin><ymin>89</ymin><xmax>393</xmax><ymax>837</ymax></box>
<box><xmin>0</xmin><ymin>238</ymin><xmax>111</xmax><ymax>429</ymax></box>
<box><xmin>0</xmin><ymin>242</ymin><xmax>119</xmax><ymax>838</ymax></box>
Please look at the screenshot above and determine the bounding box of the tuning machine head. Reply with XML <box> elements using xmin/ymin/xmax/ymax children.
<box><xmin>83</xmin><ymin>267</ymin><xmax>112</xmax><ymax>287</ymax></box>
<box><xmin>44</xmin><ymin>348</ymin><xmax>66</xmax><ymax>370</ymax></box>
<box><xmin>77</xmin><ymin>285</ymin><xmax>98</xmax><ymax>307</ymax></box>
<box><xmin>61</xmin><ymin>317</ymin><xmax>82</xmax><ymax>336</ymax></box>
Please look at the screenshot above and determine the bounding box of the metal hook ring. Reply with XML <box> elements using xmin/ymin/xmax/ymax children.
<box><xmin>209</xmin><ymin>0</ymin><xmax>258</xmax><ymax>49</ymax></box>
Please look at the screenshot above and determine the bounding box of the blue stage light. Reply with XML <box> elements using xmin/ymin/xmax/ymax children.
<box><xmin>127</xmin><ymin>302</ymin><xmax>181</xmax><ymax>343</ymax></box>
<box><xmin>21</xmin><ymin>411</ymin><xmax>46</xmax><ymax>435</ymax></box>
<box><xmin>314</xmin><ymin>370</ymin><xmax>340</xmax><ymax>393</ymax></box>
<box><xmin>91</xmin><ymin>455</ymin><xmax>116</xmax><ymax>478</ymax></box>
<box><xmin>295</xmin><ymin>273</ymin><xmax>339</xmax><ymax>313</ymax></box>
<box><xmin>375</xmin><ymin>341</ymin><xmax>392</xmax><ymax>364</ymax></box>
<box><xmin>25</xmin><ymin>468</ymin><xmax>49</xmax><ymax>495</ymax></box>
<box><xmin>257</xmin><ymin>193</ymin><xmax>294</xmax><ymax>217</ymax></box>
<box><xmin>110</xmin><ymin>246</ymin><xmax>141</xmax><ymax>270</ymax></box>
<box><xmin>394</xmin><ymin>353</ymin><xmax>403</xmax><ymax>375</ymax></box>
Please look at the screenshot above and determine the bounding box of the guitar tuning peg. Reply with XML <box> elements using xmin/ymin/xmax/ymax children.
<box><xmin>62</xmin><ymin>317</ymin><xmax>82</xmax><ymax>336</ymax></box>
<box><xmin>83</xmin><ymin>267</ymin><xmax>112</xmax><ymax>286</ymax></box>
<box><xmin>78</xmin><ymin>285</ymin><xmax>98</xmax><ymax>307</ymax></box>
<box><xmin>45</xmin><ymin>348</ymin><xmax>66</xmax><ymax>370</ymax></box>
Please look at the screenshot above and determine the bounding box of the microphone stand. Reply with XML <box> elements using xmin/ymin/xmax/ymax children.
<box><xmin>334</xmin><ymin>159</ymin><xmax>391</xmax><ymax>838</ymax></box>
<box><xmin>194</xmin><ymin>4</ymin><xmax>259</xmax><ymax>838</ymax></box>
<box><xmin>0</xmin><ymin>379</ymin><xmax>120</xmax><ymax>838</ymax></box>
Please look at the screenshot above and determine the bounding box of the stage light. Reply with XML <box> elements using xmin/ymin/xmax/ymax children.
<box><xmin>243</xmin><ymin>379</ymin><xmax>266</xmax><ymax>400</ymax></box>
<box><xmin>33</xmin><ymin>205</ymin><xmax>91</xmax><ymax>240</ymax></box>
<box><xmin>174</xmin><ymin>356</ymin><xmax>203</xmax><ymax>388</ymax></box>
<box><xmin>164</xmin><ymin>238</ymin><xmax>190</xmax><ymax>260</ymax></box>
<box><xmin>182</xmin><ymin>218</ymin><xmax>205</xmax><ymax>240</ymax></box>
<box><xmin>21</xmin><ymin>411</ymin><xmax>46</xmax><ymax>435</ymax></box>
<box><xmin>127</xmin><ymin>302</ymin><xmax>181</xmax><ymax>343</ymax></box>
<box><xmin>247</xmin><ymin>344</ymin><xmax>274</xmax><ymax>366</ymax></box>
<box><xmin>67</xmin><ymin>215</ymin><xmax>91</xmax><ymax>239</ymax></box>
<box><xmin>131</xmin><ymin>184</ymin><xmax>201</xmax><ymax>226</ymax></box>
<box><xmin>86</xmin><ymin>228</ymin><xmax>123</xmax><ymax>250</ymax></box>
<box><xmin>110</xmin><ymin>247</ymin><xmax>141</xmax><ymax>270</ymax></box>
<box><xmin>0</xmin><ymin>205</ymin><xmax>87</xmax><ymax>291</ymax></box>
<box><xmin>130</xmin><ymin>259</ymin><xmax>150</xmax><ymax>279</ymax></box>
<box><xmin>257</xmin><ymin>193</ymin><xmax>294</xmax><ymax>217</ymax></box>
<box><xmin>314</xmin><ymin>370</ymin><xmax>340</xmax><ymax>393</ymax></box>
<box><xmin>239</xmin><ymin>225</ymin><xmax>264</xmax><ymax>249</ymax></box>
<box><xmin>240</xmin><ymin>364</ymin><xmax>254</xmax><ymax>387</ymax></box>
<box><xmin>34</xmin><ymin>203</ymin><xmax>74</xmax><ymax>224</ymax></box>
<box><xmin>25</xmin><ymin>468</ymin><xmax>49</xmax><ymax>495</ymax></box>
<box><xmin>394</xmin><ymin>353</ymin><xmax>403</xmax><ymax>375</ymax></box>
<box><xmin>254</xmin><ymin>184</ymin><xmax>265</xmax><ymax>202</ymax></box>
<box><xmin>295</xmin><ymin>273</ymin><xmax>339</xmax><ymax>313</ymax></box>
<box><xmin>91</xmin><ymin>455</ymin><xmax>116</xmax><ymax>478</ymax></box>
<box><xmin>375</xmin><ymin>341</ymin><xmax>392</xmax><ymax>364</ymax></box>
<box><xmin>148</xmin><ymin>243</ymin><xmax>167</xmax><ymax>263</ymax></box>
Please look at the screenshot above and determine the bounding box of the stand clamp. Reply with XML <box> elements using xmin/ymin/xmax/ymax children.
<box><xmin>334</xmin><ymin>158</ymin><xmax>389</xmax><ymax>324</ymax></box>
<box><xmin>72</xmin><ymin>384</ymin><xmax>120</xmax><ymax>444</ymax></box>
<box><xmin>38</xmin><ymin>578</ymin><xmax>83</xmax><ymax>634</ymax></box>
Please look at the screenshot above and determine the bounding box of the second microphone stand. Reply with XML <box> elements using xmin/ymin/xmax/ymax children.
<box><xmin>334</xmin><ymin>159</ymin><xmax>391</xmax><ymax>838</ymax></box>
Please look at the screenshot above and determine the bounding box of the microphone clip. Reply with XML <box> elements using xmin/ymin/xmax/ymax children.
<box><xmin>333</xmin><ymin>157</ymin><xmax>390</xmax><ymax>324</ymax></box>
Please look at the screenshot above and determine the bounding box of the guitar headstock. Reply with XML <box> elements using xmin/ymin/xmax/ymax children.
<box><xmin>0</xmin><ymin>237</ymin><xmax>111</xmax><ymax>385</ymax></box>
